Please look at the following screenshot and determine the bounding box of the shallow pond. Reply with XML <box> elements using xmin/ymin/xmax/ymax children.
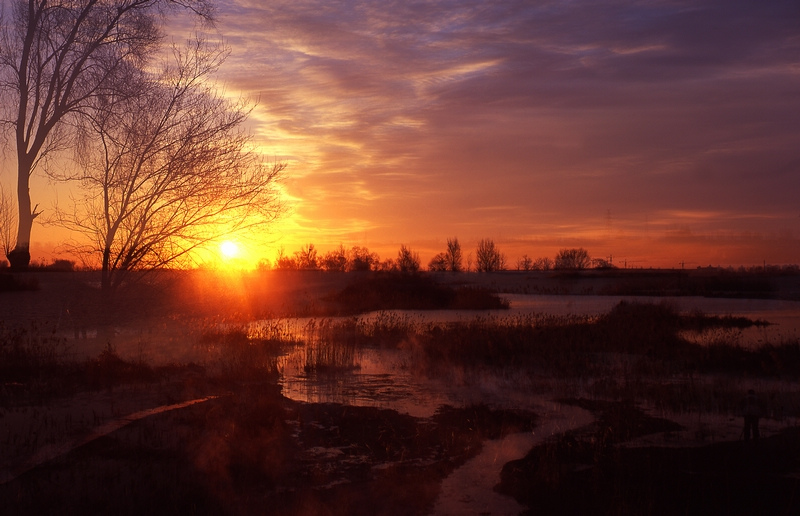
<box><xmin>277</xmin><ymin>294</ymin><xmax>800</xmax><ymax>415</ymax></box>
<box><xmin>273</xmin><ymin>294</ymin><xmax>800</xmax><ymax>514</ymax></box>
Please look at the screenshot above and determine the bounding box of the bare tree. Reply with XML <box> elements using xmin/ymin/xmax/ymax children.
<box><xmin>347</xmin><ymin>246</ymin><xmax>378</xmax><ymax>272</ymax></box>
<box><xmin>428</xmin><ymin>252</ymin><xmax>447</xmax><ymax>271</ymax></box>
<box><xmin>428</xmin><ymin>237</ymin><xmax>462</xmax><ymax>272</ymax></box>
<box><xmin>533</xmin><ymin>256</ymin><xmax>553</xmax><ymax>271</ymax></box>
<box><xmin>396</xmin><ymin>244</ymin><xmax>420</xmax><ymax>273</ymax></box>
<box><xmin>0</xmin><ymin>0</ymin><xmax>213</xmax><ymax>269</ymax></box>
<box><xmin>516</xmin><ymin>254</ymin><xmax>533</xmax><ymax>271</ymax></box>
<box><xmin>274</xmin><ymin>247</ymin><xmax>297</xmax><ymax>270</ymax></box>
<box><xmin>376</xmin><ymin>258</ymin><xmax>396</xmax><ymax>272</ymax></box>
<box><xmin>52</xmin><ymin>39</ymin><xmax>283</xmax><ymax>294</ymax></box>
<box><xmin>555</xmin><ymin>248</ymin><xmax>591</xmax><ymax>270</ymax></box>
<box><xmin>444</xmin><ymin>237</ymin><xmax>463</xmax><ymax>272</ymax></box>
<box><xmin>320</xmin><ymin>244</ymin><xmax>347</xmax><ymax>271</ymax></box>
<box><xmin>475</xmin><ymin>238</ymin><xmax>505</xmax><ymax>272</ymax></box>
<box><xmin>0</xmin><ymin>184</ymin><xmax>15</xmax><ymax>259</ymax></box>
<box><xmin>591</xmin><ymin>257</ymin><xmax>615</xmax><ymax>269</ymax></box>
<box><xmin>294</xmin><ymin>243</ymin><xmax>318</xmax><ymax>269</ymax></box>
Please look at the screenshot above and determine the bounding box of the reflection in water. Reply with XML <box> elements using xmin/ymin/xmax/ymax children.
<box><xmin>278</xmin><ymin>294</ymin><xmax>800</xmax><ymax>415</ymax></box>
<box><xmin>273</xmin><ymin>294</ymin><xmax>800</xmax><ymax>514</ymax></box>
<box><xmin>279</xmin><ymin>348</ymin><xmax>455</xmax><ymax>418</ymax></box>
<box><xmin>279</xmin><ymin>342</ymin><xmax>598</xmax><ymax>514</ymax></box>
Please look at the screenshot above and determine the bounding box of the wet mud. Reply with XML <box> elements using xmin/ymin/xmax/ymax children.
<box><xmin>1</xmin><ymin>382</ymin><xmax>536</xmax><ymax>515</ymax></box>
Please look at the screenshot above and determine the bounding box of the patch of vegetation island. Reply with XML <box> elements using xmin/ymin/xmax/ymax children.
<box><xmin>325</xmin><ymin>272</ymin><xmax>509</xmax><ymax>314</ymax></box>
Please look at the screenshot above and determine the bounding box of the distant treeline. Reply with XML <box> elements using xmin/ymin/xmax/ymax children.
<box><xmin>261</xmin><ymin>240</ymin><xmax>607</xmax><ymax>273</ymax></box>
<box><xmin>261</xmin><ymin>240</ymin><xmax>800</xmax><ymax>275</ymax></box>
<box><xmin>4</xmin><ymin>244</ymin><xmax>799</xmax><ymax>277</ymax></box>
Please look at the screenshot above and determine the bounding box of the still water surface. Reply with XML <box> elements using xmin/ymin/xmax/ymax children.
<box><xmin>275</xmin><ymin>294</ymin><xmax>800</xmax><ymax>514</ymax></box>
<box><xmin>278</xmin><ymin>294</ymin><xmax>800</xmax><ymax>415</ymax></box>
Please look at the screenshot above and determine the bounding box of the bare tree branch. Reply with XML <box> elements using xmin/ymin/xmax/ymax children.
<box><xmin>51</xmin><ymin>37</ymin><xmax>284</xmax><ymax>294</ymax></box>
<box><xmin>0</xmin><ymin>0</ymin><xmax>213</xmax><ymax>269</ymax></box>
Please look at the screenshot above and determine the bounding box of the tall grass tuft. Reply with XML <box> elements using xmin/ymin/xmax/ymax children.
<box><xmin>300</xmin><ymin>318</ymin><xmax>361</xmax><ymax>373</ymax></box>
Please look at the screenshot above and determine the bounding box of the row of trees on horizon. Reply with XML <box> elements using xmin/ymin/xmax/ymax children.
<box><xmin>261</xmin><ymin>239</ymin><xmax>610</xmax><ymax>273</ymax></box>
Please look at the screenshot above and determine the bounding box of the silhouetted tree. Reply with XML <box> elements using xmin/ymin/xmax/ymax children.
<box><xmin>0</xmin><ymin>0</ymin><xmax>213</xmax><ymax>270</ymax></box>
<box><xmin>347</xmin><ymin>246</ymin><xmax>379</xmax><ymax>272</ymax></box>
<box><xmin>555</xmin><ymin>248</ymin><xmax>591</xmax><ymax>270</ymax></box>
<box><xmin>428</xmin><ymin>253</ymin><xmax>448</xmax><ymax>271</ymax></box>
<box><xmin>476</xmin><ymin>238</ymin><xmax>505</xmax><ymax>272</ymax></box>
<box><xmin>275</xmin><ymin>247</ymin><xmax>297</xmax><ymax>270</ymax></box>
<box><xmin>445</xmin><ymin>237</ymin><xmax>463</xmax><ymax>272</ymax></box>
<box><xmin>429</xmin><ymin>237</ymin><xmax>463</xmax><ymax>272</ymax></box>
<box><xmin>257</xmin><ymin>258</ymin><xmax>272</xmax><ymax>271</ymax></box>
<box><xmin>592</xmin><ymin>257</ymin><xmax>615</xmax><ymax>269</ymax></box>
<box><xmin>0</xmin><ymin>185</ymin><xmax>14</xmax><ymax>259</ymax></box>
<box><xmin>377</xmin><ymin>258</ymin><xmax>397</xmax><ymax>272</ymax></box>
<box><xmin>320</xmin><ymin>244</ymin><xmax>348</xmax><ymax>271</ymax></box>
<box><xmin>516</xmin><ymin>255</ymin><xmax>533</xmax><ymax>271</ymax></box>
<box><xmin>294</xmin><ymin>244</ymin><xmax>318</xmax><ymax>269</ymax></box>
<box><xmin>51</xmin><ymin>39</ymin><xmax>283</xmax><ymax>294</ymax></box>
<box><xmin>396</xmin><ymin>245</ymin><xmax>420</xmax><ymax>273</ymax></box>
<box><xmin>533</xmin><ymin>257</ymin><xmax>553</xmax><ymax>271</ymax></box>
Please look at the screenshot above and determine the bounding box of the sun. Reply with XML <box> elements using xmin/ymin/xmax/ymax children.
<box><xmin>219</xmin><ymin>240</ymin><xmax>240</xmax><ymax>260</ymax></box>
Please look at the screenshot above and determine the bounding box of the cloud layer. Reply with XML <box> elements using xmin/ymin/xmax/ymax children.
<box><xmin>206</xmin><ymin>0</ymin><xmax>800</xmax><ymax>266</ymax></box>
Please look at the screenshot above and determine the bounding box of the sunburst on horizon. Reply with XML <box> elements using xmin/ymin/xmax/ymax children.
<box><xmin>220</xmin><ymin>240</ymin><xmax>241</xmax><ymax>260</ymax></box>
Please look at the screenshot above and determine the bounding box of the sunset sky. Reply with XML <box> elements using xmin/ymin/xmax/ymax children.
<box><xmin>23</xmin><ymin>0</ymin><xmax>800</xmax><ymax>268</ymax></box>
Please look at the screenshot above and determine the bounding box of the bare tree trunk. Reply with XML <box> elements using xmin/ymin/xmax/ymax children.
<box><xmin>8</xmin><ymin>155</ymin><xmax>35</xmax><ymax>269</ymax></box>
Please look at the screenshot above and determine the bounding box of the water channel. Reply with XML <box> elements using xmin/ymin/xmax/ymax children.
<box><xmin>273</xmin><ymin>294</ymin><xmax>800</xmax><ymax>514</ymax></box>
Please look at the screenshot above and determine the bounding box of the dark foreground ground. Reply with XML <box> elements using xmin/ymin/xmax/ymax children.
<box><xmin>2</xmin><ymin>377</ymin><xmax>799</xmax><ymax>516</ymax></box>
<box><xmin>1</xmin><ymin>378</ymin><xmax>536</xmax><ymax>516</ymax></box>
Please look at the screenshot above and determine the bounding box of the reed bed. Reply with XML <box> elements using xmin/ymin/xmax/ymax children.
<box><xmin>3</xmin><ymin>300</ymin><xmax>798</xmax><ymax>418</ymax></box>
<box><xmin>260</xmin><ymin>301</ymin><xmax>800</xmax><ymax>417</ymax></box>
<box><xmin>0</xmin><ymin>321</ymin><xmax>76</xmax><ymax>403</ymax></box>
<box><xmin>298</xmin><ymin>318</ymin><xmax>361</xmax><ymax>373</ymax></box>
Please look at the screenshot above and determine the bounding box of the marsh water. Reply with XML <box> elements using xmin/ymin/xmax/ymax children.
<box><xmin>273</xmin><ymin>293</ymin><xmax>800</xmax><ymax>514</ymax></box>
<box><xmin>277</xmin><ymin>294</ymin><xmax>800</xmax><ymax>416</ymax></box>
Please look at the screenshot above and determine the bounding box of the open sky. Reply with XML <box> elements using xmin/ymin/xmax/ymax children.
<box><xmin>25</xmin><ymin>0</ymin><xmax>800</xmax><ymax>268</ymax></box>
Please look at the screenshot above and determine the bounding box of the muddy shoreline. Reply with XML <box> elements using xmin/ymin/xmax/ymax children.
<box><xmin>1</xmin><ymin>379</ymin><xmax>538</xmax><ymax>515</ymax></box>
<box><xmin>5</xmin><ymin>379</ymin><xmax>797</xmax><ymax>515</ymax></box>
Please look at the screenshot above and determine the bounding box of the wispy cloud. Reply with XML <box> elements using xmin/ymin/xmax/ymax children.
<box><xmin>191</xmin><ymin>0</ymin><xmax>800</xmax><ymax>265</ymax></box>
